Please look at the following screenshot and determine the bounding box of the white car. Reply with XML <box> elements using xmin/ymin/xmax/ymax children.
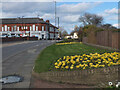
<box><xmin>1</xmin><ymin>35</ymin><xmax>7</xmax><ymax>38</ymax></box>
<box><xmin>22</xmin><ymin>35</ymin><xmax>28</xmax><ymax>37</ymax></box>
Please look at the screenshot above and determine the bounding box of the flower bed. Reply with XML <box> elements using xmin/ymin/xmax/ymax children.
<box><xmin>56</xmin><ymin>42</ymin><xmax>82</xmax><ymax>45</ymax></box>
<box><xmin>54</xmin><ymin>52</ymin><xmax>120</xmax><ymax>70</ymax></box>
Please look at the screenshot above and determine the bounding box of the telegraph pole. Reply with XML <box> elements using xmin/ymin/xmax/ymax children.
<box><xmin>58</xmin><ymin>17</ymin><xmax>59</xmax><ymax>29</ymax></box>
<box><xmin>54</xmin><ymin>1</ymin><xmax>56</xmax><ymax>40</ymax></box>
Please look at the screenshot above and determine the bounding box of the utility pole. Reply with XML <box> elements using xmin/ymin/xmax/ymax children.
<box><xmin>22</xmin><ymin>16</ymin><xmax>24</xmax><ymax>37</ymax></box>
<box><xmin>56</xmin><ymin>17</ymin><xmax>59</xmax><ymax>28</ymax></box>
<box><xmin>54</xmin><ymin>1</ymin><xmax>56</xmax><ymax>40</ymax></box>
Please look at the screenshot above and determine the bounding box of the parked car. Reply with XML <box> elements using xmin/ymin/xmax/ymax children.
<box><xmin>0</xmin><ymin>35</ymin><xmax>7</xmax><ymax>38</ymax></box>
<box><xmin>22</xmin><ymin>35</ymin><xmax>28</xmax><ymax>37</ymax></box>
<box><xmin>8</xmin><ymin>35</ymin><xmax>12</xmax><ymax>38</ymax></box>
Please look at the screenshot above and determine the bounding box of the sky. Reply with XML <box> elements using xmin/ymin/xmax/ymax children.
<box><xmin>0</xmin><ymin>0</ymin><xmax>119</xmax><ymax>34</ymax></box>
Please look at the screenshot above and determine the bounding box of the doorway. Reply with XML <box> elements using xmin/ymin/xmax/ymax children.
<box><xmin>42</xmin><ymin>35</ymin><xmax>44</xmax><ymax>39</ymax></box>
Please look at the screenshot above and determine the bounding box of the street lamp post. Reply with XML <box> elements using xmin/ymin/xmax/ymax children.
<box><xmin>22</xmin><ymin>16</ymin><xmax>24</xmax><ymax>37</ymax></box>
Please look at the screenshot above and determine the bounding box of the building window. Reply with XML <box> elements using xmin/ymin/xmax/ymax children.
<box><xmin>24</xmin><ymin>26</ymin><xmax>26</xmax><ymax>29</ymax></box>
<box><xmin>36</xmin><ymin>26</ymin><xmax>38</xmax><ymax>31</ymax></box>
<box><xmin>33</xmin><ymin>25</ymin><xmax>35</xmax><ymax>31</ymax></box>
<box><xmin>26</xmin><ymin>26</ymin><xmax>28</xmax><ymax>29</ymax></box>
<box><xmin>2</xmin><ymin>27</ymin><xmax>4</xmax><ymax>31</ymax></box>
<box><xmin>21</xmin><ymin>26</ymin><xmax>23</xmax><ymax>30</ymax></box>
<box><xmin>42</xmin><ymin>26</ymin><xmax>44</xmax><ymax>31</ymax></box>
<box><xmin>11</xmin><ymin>27</ymin><xmax>13</xmax><ymax>32</ymax></box>
<box><xmin>46</xmin><ymin>25</ymin><xmax>48</xmax><ymax>31</ymax></box>
<box><xmin>5</xmin><ymin>25</ymin><xmax>7</xmax><ymax>31</ymax></box>
<box><xmin>17</xmin><ymin>27</ymin><xmax>19</xmax><ymax>31</ymax></box>
<box><xmin>14</xmin><ymin>25</ymin><xmax>16</xmax><ymax>31</ymax></box>
<box><xmin>30</xmin><ymin>26</ymin><xmax>32</xmax><ymax>31</ymax></box>
<box><xmin>50</xmin><ymin>27</ymin><xmax>51</xmax><ymax>31</ymax></box>
<box><xmin>8</xmin><ymin>27</ymin><xmax>10</xmax><ymax>31</ymax></box>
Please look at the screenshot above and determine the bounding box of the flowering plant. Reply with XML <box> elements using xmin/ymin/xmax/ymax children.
<box><xmin>54</xmin><ymin>52</ymin><xmax>120</xmax><ymax>70</ymax></box>
<box><xmin>56</xmin><ymin>42</ymin><xmax>82</xmax><ymax>45</ymax></box>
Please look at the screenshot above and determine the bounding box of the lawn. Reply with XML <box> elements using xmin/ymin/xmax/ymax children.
<box><xmin>34</xmin><ymin>42</ymin><xmax>113</xmax><ymax>73</ymax></box>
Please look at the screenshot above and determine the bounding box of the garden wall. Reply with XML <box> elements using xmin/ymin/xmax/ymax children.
<box><xmin>2</xmin><ymin>37</ymin><xmax>38</xmax><ymax>43</ymax></box>
<box><xmin>33</xmin><ymin>66</ymin><xmax>119</xmax><ymax>88</ymax></box>
<box><xmin>83</xmin><ymin>30</ymin><xmax>120</xmax><ymax>50</ymax></box>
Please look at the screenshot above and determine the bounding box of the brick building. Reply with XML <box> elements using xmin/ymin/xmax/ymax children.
<box><xmin>0</xmin><ymin>17</ymin><xmax>59</xmax><ymax>39</ymax></box>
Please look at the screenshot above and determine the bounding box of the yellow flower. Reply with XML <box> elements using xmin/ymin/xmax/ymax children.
<box><xmin>76</xmin><ymin>59</ymin><xmax>79</xmax><ymax>62</ymax></box>
<box><xmin>55</xmin><ymin>66</ymin><xmax>59</xmax><ymax>69</ymax></box>
<box><xmin>83</xmin><ymin>67</ymin><xmax>86</xmax><ymax>69</ymax></box>
<box><xmin>54</xmin><ymin>62</ymin><xmax>58</xmax><ymax>65</ymax></box>
<box><xmin>70</xmin><ymin>66</ymin><xmax>73</xmax><ymax>69</ymax></box>
<box><xmin>76</xmin><ymin>65</ymin><xmax>80</xmax><ymax>68</ymax></box>
<box><xmin>65</xmin><ymin>66</ymin><xmax>69</xmax><ymax>69</ymax></box>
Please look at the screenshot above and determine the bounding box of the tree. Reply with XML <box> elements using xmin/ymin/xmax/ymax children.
<box><xmin>101</xmin><ymin>24</ymin><xmax>117</xmax><ymax>30</ymax></box>
<box><xmin>77</xmin><ymin>27</ymin><xmax>83</xmax><ymax>41</ymax></box>
<box><xmin>74</xmin><ymin>25</ymin><xmax>79</xmax><ymax>31</ymax></box>
<box><xmin>70</xmin><ymin>25</ymin><xmax>79</xmax><ymax>35</ymax></box>
<box><xmin>58</xmin><ymin>27</ymin><xmax>68</xmax><ymax>38</ymax></box>
<box><xmin>62</xmin><ymin>30</ymin><xmax>68</xmax><ymax>37</ymax></box>
<box><xmin>79</xmin><ymin>12</ymin><xmax>103</xmax><ymax>26</ymax></box>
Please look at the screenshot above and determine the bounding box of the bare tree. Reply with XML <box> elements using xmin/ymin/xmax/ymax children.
<box><xmin>58</xmin><ymin>27</ymin><xmax>68</xmax><ymax>38</ymax></box>
<box><xmin>79</xmin><ymin>13</ymin><xmax>103</xmax><ymax>26</ymax></box>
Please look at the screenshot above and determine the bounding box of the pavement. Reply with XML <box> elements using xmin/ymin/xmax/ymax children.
<box><xmin>1</xmin><ymin>40</ymin><xmax>56</xmax><ymax>88</ymax></box>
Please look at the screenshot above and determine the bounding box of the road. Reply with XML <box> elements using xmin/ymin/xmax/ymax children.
<box><xmin>1</xmin><ymin>40</ymin><xmax>56</xmax><ymax>88</ymax></box>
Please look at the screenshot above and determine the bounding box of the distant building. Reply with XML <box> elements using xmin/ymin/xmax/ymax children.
<box><xmin>64</xmin><ymin>32</ymin><xmax>78</xmax><ymax>39</ymax></box>
<box><xmin>0</xmin><ymin>17</ymin><xmax>59</xmax><ymax>39</ymax></box>
<box><xmin>72</xmin><ymin>32</ymin><xmax>78</xmax><ymax>39</ymax></box>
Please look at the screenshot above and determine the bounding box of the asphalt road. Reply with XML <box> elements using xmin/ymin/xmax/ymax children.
<box><xmin>2</xmin><ymin>40</ymin><xmax>54</xmax><ymax>61</ymax></box>
<box><xmin>1</xmin><ymin>40</ymin><xmax>56</xmax><ymax>88</ymax></box>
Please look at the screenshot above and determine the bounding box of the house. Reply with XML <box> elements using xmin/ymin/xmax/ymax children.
<box><xmin>72</xmin><ymin>32</ymin><xmax>78</xmax><ymax>39</ymax></box>
<box><xmin>64</xmin><ymin>35</ymin><xmax>72</xmax><ymax>39</ymax></box>
<box><xmin>0</xmin><ymin>17</ymin><xmax>59</xmax><ymax>40</ymax></box>
<box><xmin>64</xmin><ymin>32</ymin><xmax>78</xmax><ymax>39</ymax></box>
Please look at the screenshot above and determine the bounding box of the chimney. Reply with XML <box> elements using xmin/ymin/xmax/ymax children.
<box><xmin>46</xmin><ymin>20</ymin><xmax>50</xmax><ymax>23</ymax></box>
<box><xmin>40</xmin><ymin>18</ymin><xmax>43</xmax><ymax>21</ymax></box>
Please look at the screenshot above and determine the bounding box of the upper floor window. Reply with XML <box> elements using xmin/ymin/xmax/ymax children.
<box><xmin>46</xmin><ymin>25</ymin><xmax>48</xmax><ymax>31</ymax></box>
<box><xmin>8</xmin><ymin>27</ymin><xmax>10</xmax><ymax>31</ymax></box>
<box><xmin>50</xmin><ymin>27</ymin><xmax>54</xmax><ymax>31</ymax></box>
<box><xmin>26</xmin><ymin>26</ymin><xmax>27</xmax><ymax>29</ymax></box>
<box><xmin>17</xmin><ymin>27</ymin><xmax>19</xmax><ymax>31</ymax></box>
<box><xmin>5</xmin><ymin>25</ymin><xmax>7</xmax><ymax>31</ymax></box>
<box><xmin>11</xmin><ymin>27</ymin><xmax>13</xmax><ymax>32</ymax></box>
<box><xmin>36</xmin><ymin>26</ymin><xmax>38</xmax><ymax>31</ymax></box>
<box><xmin>2</xmin><ymin>27</ymin><xmax>4</xmax><ymax>31</ymax></box>
<box><xmin>33</xmin><ymin>25</ymin><xmax>35</xmax><ymax>31</ymax></box>
<box><xmin>21</xmin><ymin>26</ymin><xmax>23</xmax><ymax>30</ymax></box>
<box><xmin>24</xmin><ymin>26</ymin><xmax>26</xmax><ymax>29</ymax></box>
<box><xmin>14</xmin><ymin>25</ymin><xmax>16</xmax><ymax>31</ymax></box>
<box><xmin>30</xmin><ymin>26</ymin><xmax>32</xmax><ymax>31</ymax></box>
<box><xmin>42</xmin><ymin>26</ymin><xmax>44</xmax><ymax>31</ymax></box>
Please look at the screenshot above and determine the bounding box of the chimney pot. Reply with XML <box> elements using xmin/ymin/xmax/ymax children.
<box><xmin>46</xmin><ymin>20</ymin><xmax>50</xmax><ymax>23</ymax></box>
<box><xmin>40</xmin><ymin>18</ymin><xmax>43</xmax><ymax>21</ymax></box>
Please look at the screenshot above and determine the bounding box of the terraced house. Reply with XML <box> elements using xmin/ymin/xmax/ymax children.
<box><xmin>0</xmin><ymin>17</ymin><xmax>59</xmax><ymax>39</ymax></box>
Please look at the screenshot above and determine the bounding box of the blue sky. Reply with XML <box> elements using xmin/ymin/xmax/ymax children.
<box><xmin>0</xmin><ymin>1</ymin><xmax>119</xmax><ymax>33</ymax></box>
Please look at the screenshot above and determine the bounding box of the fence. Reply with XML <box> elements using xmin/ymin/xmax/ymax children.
<box><xmin>83</xmin><ymin>30</ymin><xmax>120</xmax><ymax>50</ymax></box>
<box><xmin>2</xmin><ymin>37</ymin><xmax>38</xmax><ymax>43</ymax></box>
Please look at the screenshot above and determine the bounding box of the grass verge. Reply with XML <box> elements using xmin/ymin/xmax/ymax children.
<box><xmin>34</xmin><ymin>43</ymin><xmax>113</xmax><ymax>73</ymax></box>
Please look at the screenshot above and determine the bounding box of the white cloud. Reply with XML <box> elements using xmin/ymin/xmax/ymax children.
<box><xmin>61</xmin><ymin>15</ymin><xmax>80</xmax><ymax>23</ymax></box>
<box><xmin>58</xmin><ymin>2</ymin><xmax>101</xmax><ymax>14</ymax></box>
<box><xmin>97</xmin><ymin>8</ymin><xmax>118</xmax><ymax>24</ymax></box>
<box><xmin>104</xmin><ymin>8</ymin><xmax>118</xmax><ymax>14</ymax></box>
<box><xmin>113</xmin><ymin>23</ymin><xmax>118</xmax><ymax>28</ymax></box>
<box><xmin>1</xmin><ymin>2</ymin><xmax>102</xmax><ymax>33</ymax></box>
